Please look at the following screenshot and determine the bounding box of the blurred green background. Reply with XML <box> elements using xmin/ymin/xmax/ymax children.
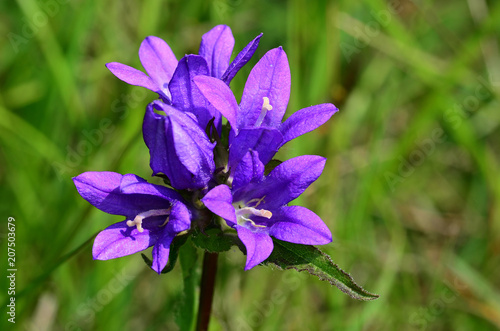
<box><xmin>1</xmin><ymin>0</ymin><xmax>500</xmax><ymax>330</ymax></box>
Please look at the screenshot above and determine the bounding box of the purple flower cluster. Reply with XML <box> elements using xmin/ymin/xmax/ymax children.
<box><xmin>73</xmin><ymin>25</ymin><xmax>338</xmax><ymax>273</ymax></box>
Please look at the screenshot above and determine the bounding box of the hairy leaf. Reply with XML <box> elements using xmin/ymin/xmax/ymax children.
<box><xmin>191</xmin><ymin>227</ymin><xmax>234</xmax><ymax>253</ymax></box>
<box><xmin>263</xmin><ymin>239</ymin><xmax>379</xmax><ymax>301</ymax></box>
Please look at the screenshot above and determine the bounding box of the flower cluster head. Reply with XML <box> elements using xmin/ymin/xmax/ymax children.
<box><xmin>73</xmin><ymin>25</ymin><xmax>338</xmax><ymax>273</ymax></box>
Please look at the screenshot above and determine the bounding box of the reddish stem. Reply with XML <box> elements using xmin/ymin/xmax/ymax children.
<box><xmin>196</xmin><ymin>251</ymin><xmax>218</xmax><ymax>331</ymax></box>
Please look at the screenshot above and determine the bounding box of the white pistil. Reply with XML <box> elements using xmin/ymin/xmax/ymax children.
<box><xmin>234</xmin><ymin>196</ymin><xmax>272</xmax><ymax>229</ymax></box>
<box><xmin>126</xmin><ymin>208</ymin><xmax>171</xmax><ymax>233</ymax></box>
<box><xmin>237</xmin><ymin>207</ymin><xmax>272</xmax><ymax>219</ymax></box>
<box><xmin>235</xmin><ymin>205</ymin><xmax>272</xmax><ymax>229</ymax></box>
<box><xmin>255</xmin><ymin>97</ymin><xmax>273</xmax><ymax>127</ymax></box>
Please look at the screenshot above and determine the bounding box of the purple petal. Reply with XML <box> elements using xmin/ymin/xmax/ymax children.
<box><xmin>151</xmin><ymin>203</ymin><xmax>191</xmax><ymax>274</ymax></box>
<box><xmin>73</xmin><ymin>172</ymin><xmax>171</xmax><ymax>218</ymax></box>
<box><xmin>139</xmin><ymin>36</ymin><xmax>178</xmax><ymax>89</ymax></box>
<box><xmin>105</xmin><ymin>62</ymin><xmax>157</xmax><ymax>91</ymax></box>
<box><xmin>165</xmin><ymin>202</ymin><xmax>192</xmax><ymax>233</ymax></box>
<box><xmin>119</xmin><ymin>181</ymin><xmax>184</xmax><ymax>203</ymax></box>
<box><xmin>92</xmin><ymin>219</ymin><xmax>164</xmax><ymax>260</ymax></box>
<box><xmin>250</xmin><ymin>155</ymin><xmax>326</xmax><ymax>209</ymax></box>
<box><xmin>193</xmin><ymin>75</ymin><xmax>239</xmax><ymax>132</ymax></box>
<box><xmin>222</xmin><ymin>33</ymin><xmax>263</xmax><ymax>84</ymax></box>
<box><xmin>143</xmin><ymin>101</ymin><xmax>215</xmax><ymax>190</ymax></box>
<box><xmin>201</xmin><ymin>185</ymin><xmax>237</xmax><ymax>225</ymax></box>
<box><xmin>238</xmin><ymin>47</ymin><xmax>291</xmax><ymax>128</ymax></box>
<box><xmin>228</xmin><ymin>127</ymin><xmax>283</xmax><ymax>170</ymax></box>
<box><xmin>279</xmin><ymin>103</ymin><xmax>338</xmax><ymax>147</ymax></box>
<box><xmin>151</xmin><ymin>231</ymin><xmax>175</xmax><ymax>274</ymax></box>
<box><xmin>269</xmin><ymin>206</ymin><xmax>332</xmax><ymax>245</ymax></box>
<box><xmin>118</xmin><ymin>173</ymin><xmax>146</xmax><ymax>188</ymax></box>
<box><xmin>169</xmin><ymin>115</ymin><xmax>214</xmax><ymax>181</ymax></box>
<box><xmin>232</xmin><ymin>150</ymin><xmax>264</xmax><ymax>192</ymax></box>
<box><xmin>143</xmin><ymin>106</ymin><xmax>191</xmax><ymax>189</ymax></box>
<box><xmin>169</xmin><ymin>55</ymin><xmax>218</xmax><ymax>130</ymax></box>
<box><xmin>199</xmin><ymin>25</ymin><xmax>235</xmax><ymax>79</ymax></box>
<box><xmin>235</xmin><ymin>225</ymin><xmax>273</xmax><ymax>270</ymax></box>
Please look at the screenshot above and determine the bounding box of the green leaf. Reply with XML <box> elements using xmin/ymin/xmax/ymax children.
<box><xmin>191</xmin><ymin>227</ymin><xmax>234</xmax><ymax>253</ymax></box>
<box><xmin>175</xmin><ymin>239</ymin><xmax>199</xmax><ymax>331</ymax></box>
<box><xmin>263</xmin><ymin>239</ymin><xmax>379</xmax><ymax>301</ymax></box>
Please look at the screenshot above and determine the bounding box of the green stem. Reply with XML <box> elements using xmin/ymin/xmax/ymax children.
<box><xmin>196</xmin><ymin>251</ymin><xmax>218</xmax><ymax>331</ymax></box>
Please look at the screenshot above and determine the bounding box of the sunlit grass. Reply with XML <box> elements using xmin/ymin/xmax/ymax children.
<box><xmin>1</xmin><ymin>0</ymin><xmax>499</xmax><ymax>330</ymax></box>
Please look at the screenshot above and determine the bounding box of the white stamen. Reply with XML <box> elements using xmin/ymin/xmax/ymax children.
<box><xmin>240</xmin><ymin>216</ymin><xmax>267</xmax><ymax>228</ymax></box>
<box><xmin>126</xmin><ymin>208</ymin><xmax>171</xmax><ymax>233</ymax></box>
<box><xmin>255</xmin><ymin>97</ymin><xmax>273</xmax><ymax>127</ymax></box>
<box><xmin>159</xmin><ymin>216</ymin><xmax>170</xmax><ymax>227</ymax></box>
<box><xmin>246</xmin><ymin>196</ymin><xmax>266</xmax><ymax>208</ymax></box>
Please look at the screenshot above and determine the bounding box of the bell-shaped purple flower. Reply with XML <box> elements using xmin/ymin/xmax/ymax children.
<box><xmin>73</xmin><ymin>172</ymin><xmax>192</xmax><ymax>274</ymax></box>
<box><xmin>167</xmin><ymin>54</ymin><xmax>218</xmax><ymax>133</ymax></box>
<box><xmin>201</xmin><ymin>151</ymin><xmax>332</xmax><ymax>270</ymax></box>
<box><xmin>106</xmin><ymin>25</ymin><xmax>262</xmax><ymax>104</ymax></box>
<box><xmin>193</xmin><ymin>47</ymin><xmax>339</xmax><ymax>170</ymax></box>
<box><xmin>106</xmin><ymin>36</ymin><xmax>178</xmax><ymax>102</ymax></box>
<box><xmin>199</xmin><ymin>25</ymin><xmax>263</xmax><ymax>85</ymax></box>
<box><xmin>169</xmin><ymin>28</ymin><xmax>262</xmax><ymax>131</ymax></box>
<box><xmin>143</xmin><ymin>100</ymin><xmax>216</xmax><ymax>190</ymax></box>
